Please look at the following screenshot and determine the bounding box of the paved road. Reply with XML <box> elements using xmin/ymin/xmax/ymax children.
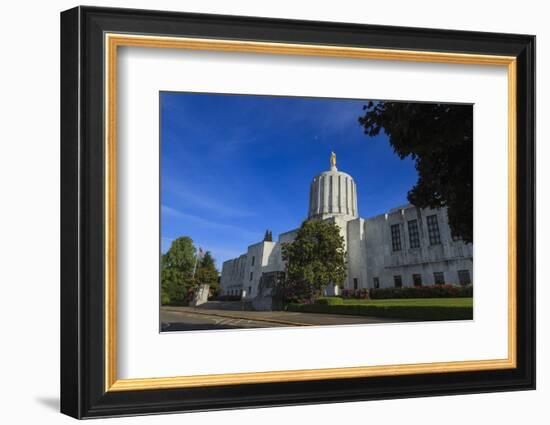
<box><xmin>161</xmin><ymin>303</ymin><xmax>405</xmax><ymax>332</ymax></box>
<box><xmin>160</xmin><ymin>308</ymin><xmax>288</xmax><ymax>331</ymax></box>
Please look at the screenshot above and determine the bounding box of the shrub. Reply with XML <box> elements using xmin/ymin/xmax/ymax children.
<box><xmin>341</xmin><ymin>288</ymin><xmax>370</xmax><ymax>299</ymax></box>
<box><xmin>281</xmin><ymin>280</ymin><xmax>316</xmax><ymax>305</ymax></box>
<box><xmin>287</xmin><ymin>303</ymin><xmax>472</xmax><ymax>321</ymax></box>
<box><xmin>315</xmin><ymin>297</ymin><xmax>344</xmax><ymax>306</ymax></box>
<box><xmin>369</xmin><ymin>284</ymin><xmax>472</xmax><ymax>299</ymax></box>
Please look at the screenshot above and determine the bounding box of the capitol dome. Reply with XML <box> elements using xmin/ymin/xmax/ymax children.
<box><xmin>308</xmin><ymin>152</ymin><xmax>358</xmax><ymax>221</ymax></box>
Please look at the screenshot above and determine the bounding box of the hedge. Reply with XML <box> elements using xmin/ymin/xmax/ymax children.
<box><xmin>287</xmin><ymin>302</ymin><xmax>473</xmax><ymax>321</ymax></box>
<box><xmin>369</xmin><ymin>284</ymin><xmax>472</xmax><ymax>299</ymax></box>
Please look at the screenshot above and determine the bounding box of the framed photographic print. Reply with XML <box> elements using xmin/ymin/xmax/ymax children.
<box><xmin>60</xmin><ymin>6</ymin><xmax>535</xmax><ymax>419</ymax></box>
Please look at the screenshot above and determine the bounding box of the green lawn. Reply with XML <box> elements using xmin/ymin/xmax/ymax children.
<box><xmin>340</xmin><ymin>298</ymin><xmax>473</xmax><ymax>308</ymax></box>
<box><xmin>287</xmin><ymin>297</ymin><xmax>473</xmax><ymax>321</ymax></box>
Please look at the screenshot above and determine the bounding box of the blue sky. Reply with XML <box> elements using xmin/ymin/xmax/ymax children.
<box><xmin>161</xmin><ymin>92</ymin><xmax>417</xmax><ymax>269</ymax></box>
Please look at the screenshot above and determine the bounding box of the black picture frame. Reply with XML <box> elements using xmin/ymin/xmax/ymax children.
<box><xmin>61</xmin><ymin>5</ymin><xmax>535</xmax><ymax>419</ymax></box>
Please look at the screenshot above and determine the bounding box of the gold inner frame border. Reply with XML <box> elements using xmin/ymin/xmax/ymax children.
<box><xmin>104</xmin><ymin>33</ymin><xmax>517</xmax><ymax>392</ymax></box>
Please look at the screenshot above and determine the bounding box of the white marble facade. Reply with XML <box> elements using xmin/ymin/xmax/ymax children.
<box><xmin>220</xmin><ymin>156</ymin><xmax>473</xmax><ymax>299</ymax></box>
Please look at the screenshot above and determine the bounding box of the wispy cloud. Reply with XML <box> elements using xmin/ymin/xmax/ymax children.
<box><xmin>163</xmin><ymin>180</ymin><xmax>255</xmax><ymax>219</ymax></box>
<box><xmin>161</xmin><ymin>205</ymin><xmax>261</xmax><ymax>241</ymax></box>
<box><xmin>160</xmin><ymin>92</ymin><xmax>416</xmax><ymax>266</ymax></box>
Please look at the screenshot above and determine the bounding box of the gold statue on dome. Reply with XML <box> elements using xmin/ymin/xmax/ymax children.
<box><xmin>330</xmin><ymin>151</ymin><xmax>337</xmax><ymax>168</ymax></box>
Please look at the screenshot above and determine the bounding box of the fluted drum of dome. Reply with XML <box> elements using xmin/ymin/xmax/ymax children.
<box><xmin>308</xmin><ymin>162</ymin><xmax>358</xmax><ymax>221</ymax></box>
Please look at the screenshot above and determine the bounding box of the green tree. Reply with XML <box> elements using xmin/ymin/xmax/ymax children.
<box><xmin>282</xmin><ymin>220</ymin><xmax>347</xmax><ymax>302</ymax></box>
<box><xmin>161</xmin><ymin>237</ymin><xmax>196</xmax><ymax>305</ymax></box>
<box><xmin>358</xmin><ymin>101</ymin><xmax>473</xmax><ymax>243</ymax></box>
<box><xmin>195</xmin><ymin>251</ymin><xmax>219</xmax><ymax>293</ymax></box>
<box><xmin>199</xmin><ymin>250</ymin><xmax>216</xmax><ymax>270</ymax></box>
<box><xmin>161</xmin><ymin>268</ymin><xmax>189</xmax><ymax>305</ymax></box>
<box><xmin>163</xmin><ymin>236</ymin><xmax>196</xmax><ymax>274</ymax></box>
<box><xmin>263</xmin><ymin>229</ymin><xmax>273</xmax><ymax>242</ymax></box>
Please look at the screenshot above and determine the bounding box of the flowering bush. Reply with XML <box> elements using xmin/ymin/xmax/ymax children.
<box><xmin>341</xmin><ymin>288</ymin><xmax>370</xmax><ymax>299</ymax></box>
<box><xmin>369</xmin><ymin>284</ymin><xmax>472</xmax><ymax>299</ymax></box>
<box><xmin>279</xmin><ymin>280</ymin><xmax>317</xmax><ymax>305</ymax></box>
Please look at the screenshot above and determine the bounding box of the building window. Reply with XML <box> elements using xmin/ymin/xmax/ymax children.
<box><xmin>353</xmin><ymin>278</ymin><xmax>358</xmax><ymax>290</ymax></box>
<box><xmin>248</xmin><ymin>285</ymin><xmax>252</xmax><ymax>295</ymax></box>
<box><xmin>427</xmin><ymin>215</ymin><xmax>441</xmax><ymax>245</ymax></box>
<box><xmin>373</xmin><ymin>277</ymin><xmax>380</xmax><ymax>289</ymax></box>
<box><xmin>249</xmin><ymin>272</ymin><xmax>253</xmax><ymax>281</ymax></box>
<box><xmin>458</xmin><ymin>270</ymin><xmax>472</xmax><ymax>286</ymax></box>
<box><xmin>413</xmin><ymin>274</ymin><xmax>423</xmax><ymax>287</ymax></box>
<box><xmin>408</xmin><ymin>219</ymin><xmax>421</xmax><ymax>249</ymax></box>
<box><xmin>394</xmin><ymin>275</ymin><xmax>402</xmax><ymax>288</ymax></box>
<box><xmin>251</xmin><ymin>256</ymin><xmax>255</xmax><ymax>266</ymax></box>
<box><xmin>391</xmin><ymin>224</ymin><xmax>402</xmax><ymax>251</ymax></box>
<box><xmin>434</xmin><ymin>272</ymin><xmax>445</xmax><ymax>285</ymax></box>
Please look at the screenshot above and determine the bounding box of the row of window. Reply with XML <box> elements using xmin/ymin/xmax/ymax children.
<box><xmin>229</xmin><ymin>268</ymin><xmax>472</xmax><ymax>295</ymax></box>
<box><xmin>372</xmin><ymin>269</ymin><xmax>471</xmax><ymax>288</ymax></box>
<box><xmin>391</xmin><ymin>214</ymin><xmax>442</xmax><ymax>252</ymax></box>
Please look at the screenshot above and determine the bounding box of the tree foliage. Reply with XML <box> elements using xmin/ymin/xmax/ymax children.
<box><xmin>161</xmin><ymin>268</ymin><xmax>189</xmax><ymax>305</ymax></box>
<box><xmin>358</xmin><ymin>101</ymin><xmax>473</xmax><ymax>243</ymax></box>
<box><xmin>161</xmin><ymin>237</ymin><xmax>196</xmax><ymax>305</ymax></box>
<box><xmin>161</xmin><ymin>238</ymin><xmax>221</xmax><ymax>304</ymax></box>
<box><xmin>282</xmin><ymin>220</ymin><xmax>347</xmax><ymax>302</ymax></box>
<box><xmin>200</xmin><ymin>250</ymin><xmax>216</xmax><ymax>269</ymax></box>
<box><xmin>162</xmin><ymin>236</ymin><xmax>196</xmax><ymax>275</ymax></box>
<box><xmin>195</xmin><ymin>251</ymin><xmax>220</xmax><ymax>296</ymax></box>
